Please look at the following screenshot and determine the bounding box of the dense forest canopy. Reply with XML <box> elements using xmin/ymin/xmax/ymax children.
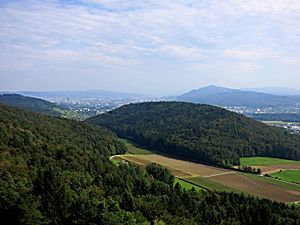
<box><xmin>88</xmin><ymin>102</ymin><xmax>300</xmax><ymax>166</ymax></box>
<box><xmin>1</xmin><ymin>103</ymin><xmax>300</xmax><ymax>224</ymax></box>
<box><xmin>0</xmin><ymin>94</ymin><xmax>62</xmax><ymax>116</ymax></box>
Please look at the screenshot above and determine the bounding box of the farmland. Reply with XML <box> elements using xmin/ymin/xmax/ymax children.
<box><xmin>121</xmin><ymin>139</ymin><xmax>153</xmax><ymax>155</ymax></box>
<box><xmin>207</xmin><ymin>173</ymin><xmax>300</xmax><ymax>202</ymax></box>
<box><xmin>111</xmin><ymin>140</ymin><xmax>300</xmax><ymax>203</ymax></box>
<box><xmin>240</xmin><ymin>157</ymin><xmax>300</xmax><ymax>166</ymax></box>
<box><xmin>240</xmin><ymin>156</ymin><xmax>300</xmax><ymax>185</ymax></box>
<box><xmin>243</xmin><ymin>173</ymin><xmax>300</xmax><ymax>192</ymax></box>
<box><xmin>122</xmin><ymin>154</ymin><xmax>231</xmax><ymax>177</ymax></box>
<box><xmin>184</xmin><ymin>176</ymin><xmax>241</xmax><ymax>193</ymax></box>
<box><xmin>270</xmin><ymin>170</ymin><xmax>300</xmax><ymax>184</ymax></box>
<box><xmin>174</xmin><ymin>178</ymin><xmax>203</xmax><ymax>191</ymax></box>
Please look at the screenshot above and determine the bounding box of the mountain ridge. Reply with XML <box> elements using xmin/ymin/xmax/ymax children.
<box><xmin>177</xmin><ymin>85</ymin><xmax>300</xmax><ymax>107</ymax></box>
<box><xmin>0</xmin><ymin>94</ymin><xmax>62</xmax><ymax>116</ymax></box>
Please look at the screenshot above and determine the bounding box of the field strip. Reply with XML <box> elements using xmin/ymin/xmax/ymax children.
<box><xmin>111</xmin><ymin>153</ymin><xmax>300</xmax><ymax>202</ymax></box>
<box><xmin>264</xmin><ymin>176</ymin><xmax>300</xmax><ymax>185</ymax></box>
<box><xmin>176</xmin><ymin>177</ymin><xmax>209</xmax><ymax>191</ymax></box>
<box><xmin>207</xmin><ymin>172</ymin><xmax>300</xmax><ymax>202</ymax></box>
<box><xmin>265</xmin><ymin>175</ymin><xmax>300</xmax><ymax>186</ymax></box>
<box><xmin>111</xmin><ymin>154</ymin><xmax>231</xmax><ymax>177</ymax></box>
<box><xmin>203</xmin><ymin>171</ymin><xmax>237</xmax><ymax>178</ymax></box>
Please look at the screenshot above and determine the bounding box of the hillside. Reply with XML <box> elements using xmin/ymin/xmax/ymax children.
<box><xmin>0</xmin><ymin>94</ymin><xmax>61</xmax><ymax>116</ymax></box>
<box><xmin>242</xmin><ymin>87</ymin><xmax>300</xmax><ymax>96</ymax></box>
<box><xmin>88</xmin><ymin>102</ymin><xmax>300</xmax><ymax>166</ymax></box>
<box><xmin>1</xmin><ymin>105</ymin><xmax>300</xmax><ymax>224</ymax></box>
<box><xmin>0</xmin><ymin>94</ymin><xmax>88</xmax><ymax>120</ymax></box>
<box><xmin>177</xmin><ymin>85</ymin><xmax>300</xmax><ymax>107</ymax></box>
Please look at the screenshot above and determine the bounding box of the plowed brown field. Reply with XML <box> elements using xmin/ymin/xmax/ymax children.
<box><xmin>112</xmin><ymin>154</ymin><xmax>300</xmax><ymax>202</ymax></box>
<box><xmin>115</xmin><ymin>154</ymin><xmax>229</xmax><ymax>177</ymax></box>
<box><xmin>253</xmin><ymin>164</ymin><xmax>300</xmax><ymax>175</ymax></box>
<box><xmin>208</xmin><ymin>173</ymin><xmax>300</xmax><ymax>202</ymax></box>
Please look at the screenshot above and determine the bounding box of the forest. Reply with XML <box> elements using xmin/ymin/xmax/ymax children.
<box><xmin>0</xmin><ymin>94</ymin><xmax>61</xmax><ymax>116</ymax></box>
<box><xmin>1</xmin><ymin>103</ymin><xmax>300</xmax><ymax>224</ymax></box>
<box><xmin>88</xmin><ymin>102</ymin><xmax>300</xmax><ymax>167</ymax></box>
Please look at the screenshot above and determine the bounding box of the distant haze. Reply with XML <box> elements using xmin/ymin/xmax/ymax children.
<box><xmin>1</xmin><ymin>1</ymin><xmax>300</xmax><ymax>95</ymax></box>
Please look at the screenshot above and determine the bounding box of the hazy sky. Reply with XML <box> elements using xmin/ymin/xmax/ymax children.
<box><xmin>1</xmin><ymin>0</ymin><xmax>300</xmax><ymax>95</ymax></box>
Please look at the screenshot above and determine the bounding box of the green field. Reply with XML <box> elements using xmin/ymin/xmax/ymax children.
<box><xmin>184</xmin><ymin>176</ymin><xmax>241</xmax><ymax>193</ymax></box>
<box><xmin>243</xmin><ymin>173</ymin><xmax>300</xmax><ymax>192</ymax></box>
<box><xmin>240</xmin><ymin>157</ymin><xmax>300</xmax><ymax>166</ymax></box>
<box><xmin>270</xmin><ymin>170</ymin><xmax>300</xmax><ymax>184</ymax></box>
<box><xmin>174</xmin><ymin>178</ymin><xmax>203</xmax><ymax>191</ymax></box>
<box><xmin>111</xmin><ymin>159</ymin><xmax>121</xmax><ymax>166</ymax></box>
<box><xmin>55</xmin><ymin>108</ymin><xmax>87</xmax><ymax>120</ymax></box>
<box><xmin>121</xmin><ymin>139</ymin><xmax>154</xmax><ymax>155</ymax></box>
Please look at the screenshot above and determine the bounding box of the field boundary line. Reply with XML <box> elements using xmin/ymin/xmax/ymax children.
<box><xmin>264</xmin><ymin>176</ymin><xmax>300</xmax><ymax>186</ymax></box>
<box><xmin>203</xmin><ymin>171</ymin><xmax>237</xmax><ymax>178</ymax></box>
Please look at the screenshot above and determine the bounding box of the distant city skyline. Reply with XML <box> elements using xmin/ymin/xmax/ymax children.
<box><xmin>1</xmin><ymin>0</ymin><xmax>300</xmax><ymax>95</ymax></box>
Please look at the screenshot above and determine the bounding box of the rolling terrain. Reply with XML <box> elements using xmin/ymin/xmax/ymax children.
<box><xmin>113</xmin><ymin>140</ymin><xmax>300</xmax><ymax>203</ymax></box>
<box><xmin>88</xmin><ymin>101</ymin><xmax>300</xmax><ymax>167</ymax></box>
<box><xmin>0</xmin><ymin>94</ymin><xmax>85</xmax><ymax>119</ymax></box>
<box><xmin>241</xmin><ymin>156</ymin><xmax>300</xmax><ymax>186</ymax></box>
<box><xmin>0</xmin><ymin>94</ymin><xmax>61</xmax><ymax>116</ymax></box>
<box><xmin>3</xmin><ymin>104</ymin><xmax>299</xmax><ymax>224</ymax></box>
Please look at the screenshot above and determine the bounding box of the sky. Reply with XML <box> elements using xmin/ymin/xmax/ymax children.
<box><xmin>1</xmin><ymin>0</ymin><xmax>300</xmax><ymax>95</ymax></box>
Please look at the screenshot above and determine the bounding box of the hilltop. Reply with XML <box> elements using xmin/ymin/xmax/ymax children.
<box><xmin>0</xmin><ymin>94</ymin><xmax>61</xmax><ymax>116</ymax></box>
<box><xmin>0</xmin><ymin>94</ymin><xmax>87</xmax><ymax>119</ymax></box>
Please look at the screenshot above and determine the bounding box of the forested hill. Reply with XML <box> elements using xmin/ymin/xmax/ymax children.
<box><xmin>0</xmin><ymin>103</ymin><xmax>126</xmax><ymax>160</ymax></box>
<box><xmin>1</xmin><ymin>104</ymin><xmax>300</xmax><ymax>224</ymax></box>
<box><xmin>0</xmin><ymin>94</ymin><xmax>61</xmax><ymax>116</ymax></box>
<box><xmin>88</xmin><ymin>102</ymin><xmax>300</xmax><ymax>166</ymax></box>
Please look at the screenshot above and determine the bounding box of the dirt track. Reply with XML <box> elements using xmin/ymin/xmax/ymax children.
<box><xmin>253</xmin><ymin>164</ymin><xmax>300</xmax><ymax>175</ymax></box>
<box><xmin>116</xmin><ymin>154</ymin><xmax>229</xmax><ymax>177</ymax></box>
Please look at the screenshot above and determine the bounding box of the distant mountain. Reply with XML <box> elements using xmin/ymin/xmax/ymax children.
<box><xmin>242</xmin><ymin>87</ymin><xmax>300</xmax><ymax>96</ymax></box>
<box><xmin>0</xmin><ymin>94</ymin><xmax>62</xmax><ymax>116</ymax></box>
<box><xmin>180</xmin><ymin>85</ymin><xmax>238</xmax><ymax>98</ymax></box>
<box><xmin>177</xmin><ymin>85</ymin><xmax>300</xmax><ymax>108</ymax></box>
<box><xmin>16</xmin><ymin>90</ymin><xmax>148</xmax><ymax>99</ymax></box>
<box><xmin>87</xmin><ymin>101</ymin><xmax>300</xmax><ymax>167</ymax></box>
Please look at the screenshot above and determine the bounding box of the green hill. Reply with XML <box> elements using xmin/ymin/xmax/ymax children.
<box><xmin>0</xmin><ymin>94</ymin><xmax>61</xmax><ymax>116</ymax></box>
<box><xmin>87</xmin><ymin>102</ymin><xmax>300</xmax><ymax>166</ymax></box>
<box><xmin>1</xmin><ymin>104</ymin><xmax>299</xmax><ymax>224</ymax></box>
<box><xmin>0</xmin><ymin>94</ymin><xmax>87</xmax><ymax>120</ymax></box>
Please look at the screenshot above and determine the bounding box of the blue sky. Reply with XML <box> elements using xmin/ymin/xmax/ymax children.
<box><xmin>1</xmin><ymin>0</ymin><xmax>300</xmax><ymax>95</ymax></box>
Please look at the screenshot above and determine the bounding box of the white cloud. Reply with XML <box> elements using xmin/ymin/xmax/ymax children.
<box><xmin>223</xmin><ymin>49</ymin><xmax>264</xmax><ymax>59</ymax></box>
<box><xmin>1</xmin><ymin>0</ymin><xmax>300</xmax><ymax>91</ymax></box>
<box><xmin>230</xmin><ymin>0</ymin><xmax>300</xmax><ymax>13</ymax></box>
